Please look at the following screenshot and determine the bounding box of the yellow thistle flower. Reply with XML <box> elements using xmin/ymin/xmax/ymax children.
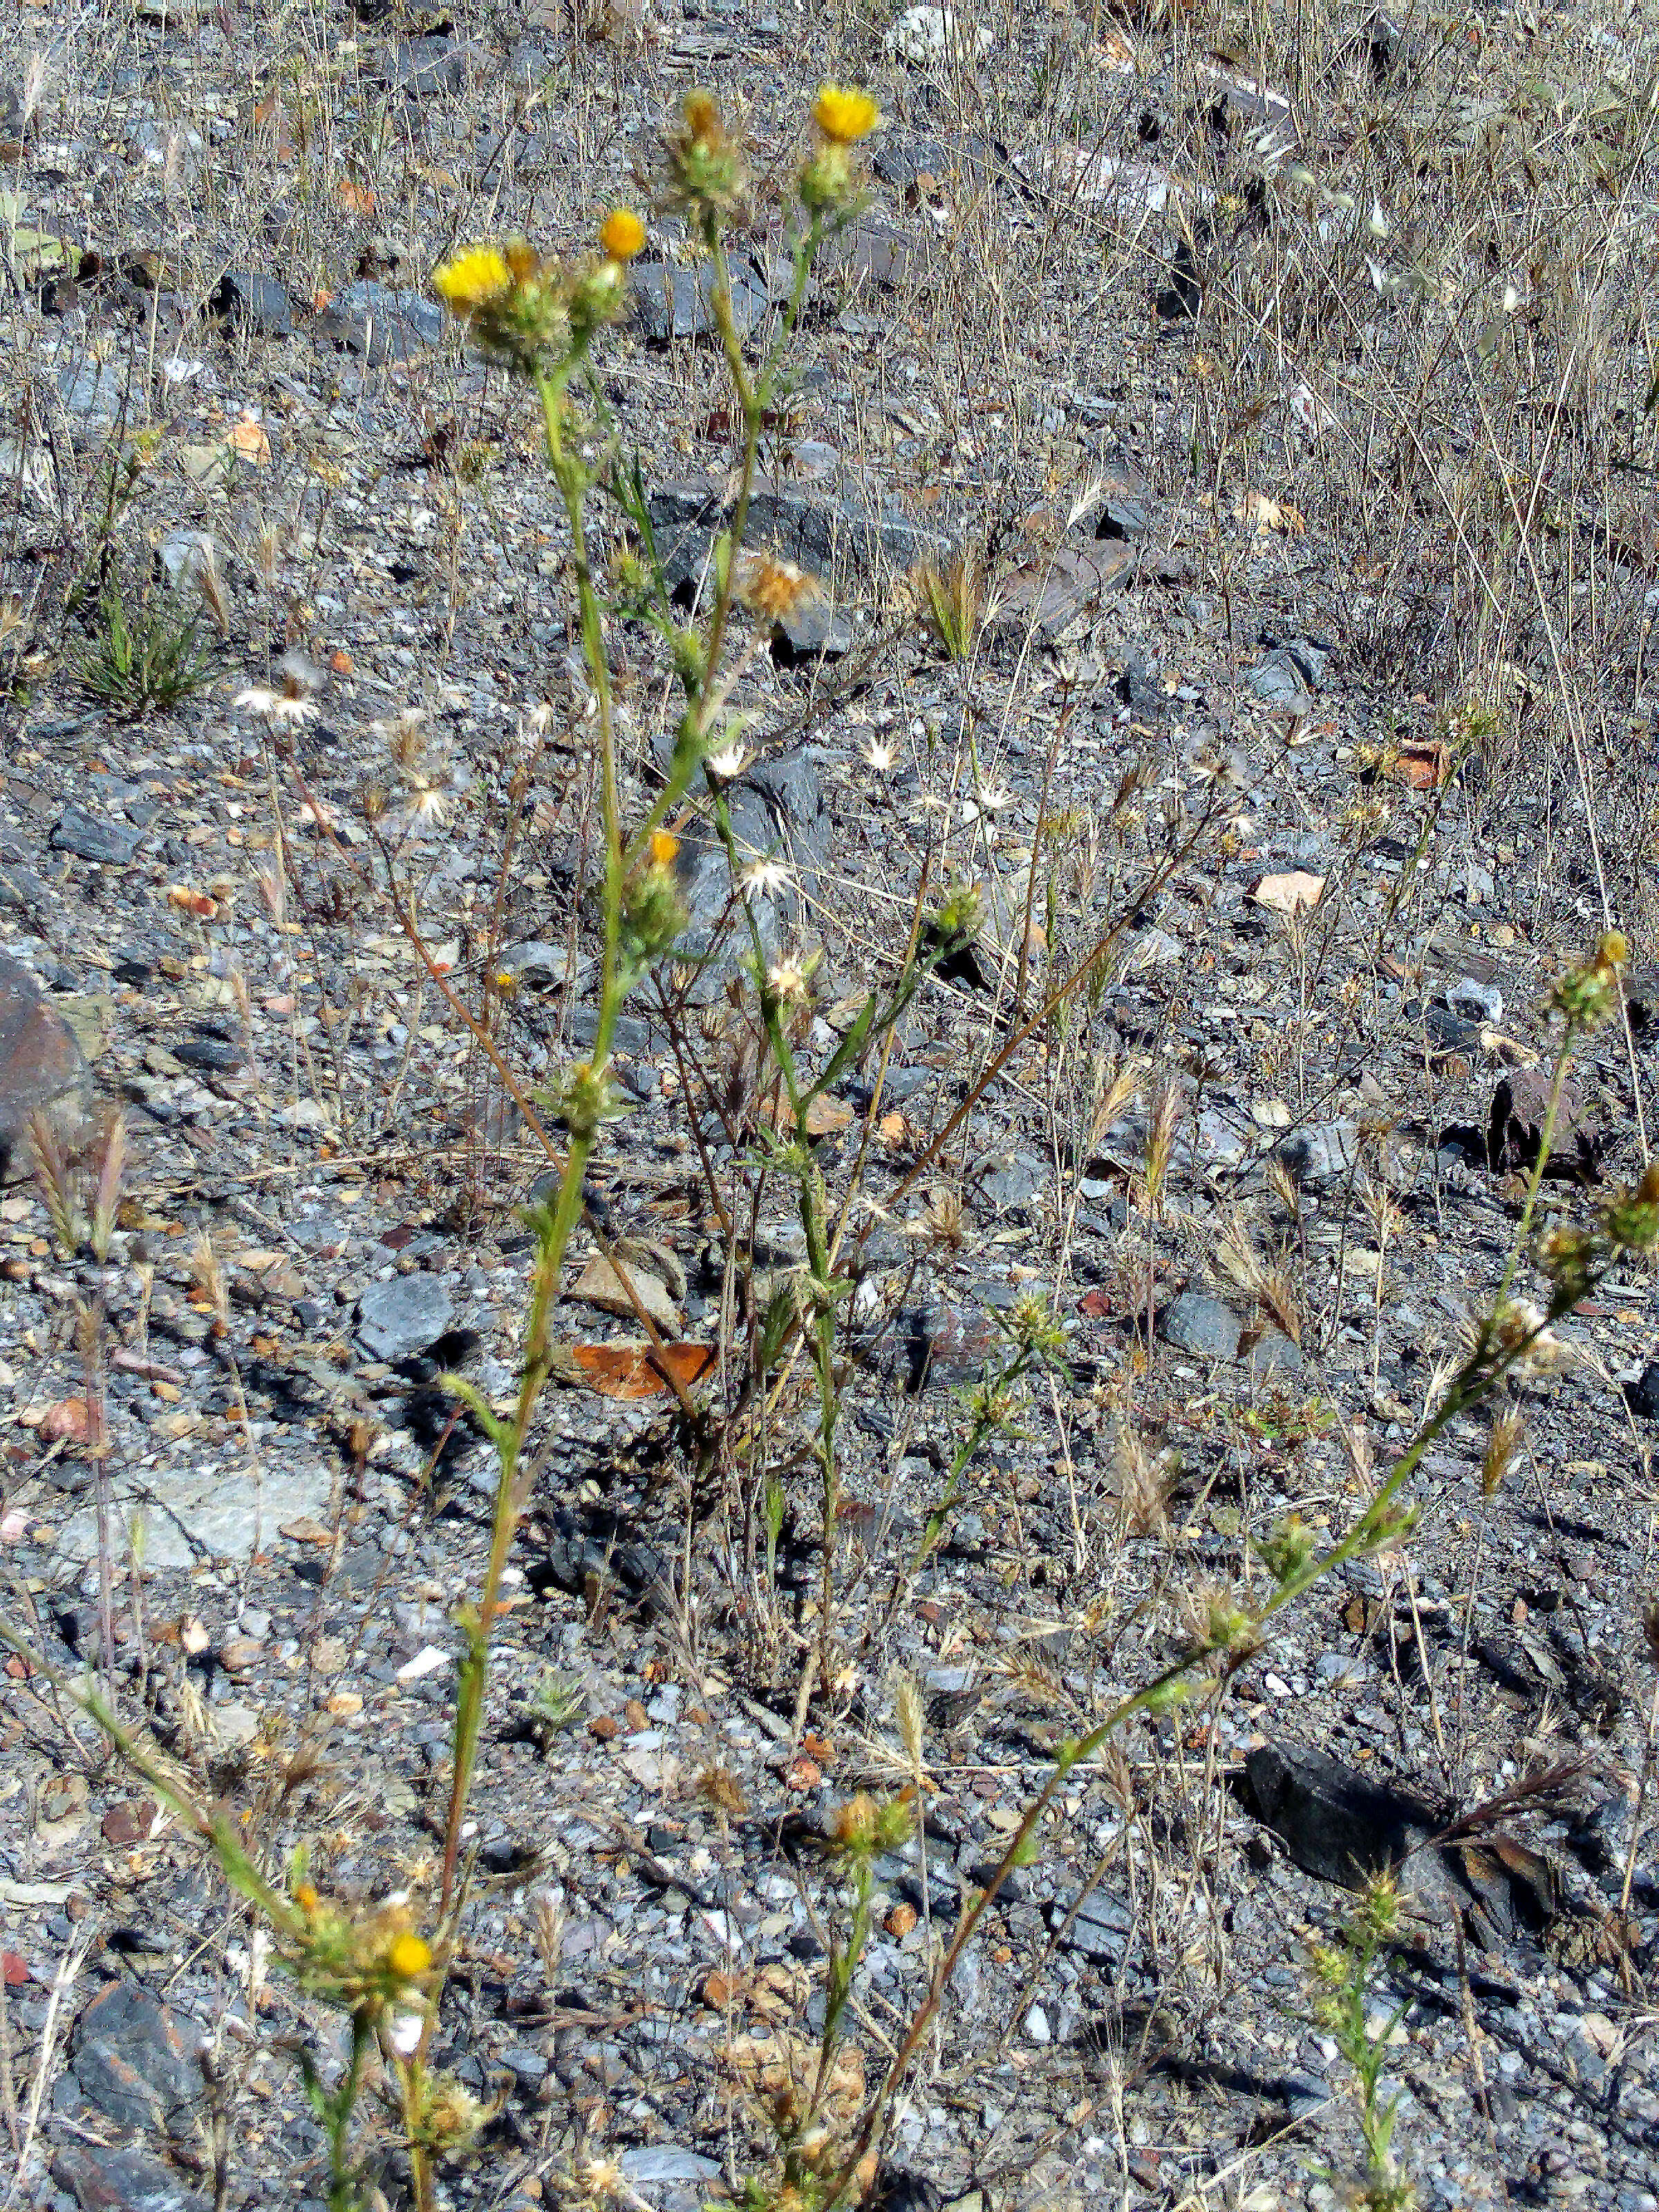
<box><xmin>600</xmin><ymin>208</ymin><xmax>647</xmax><ymax>262</ymax></box>
<box><xmin>813</xmin><ymin>83</ymin><xmax>879</xmax><ymax>145</ymax></box>
<box><xmin>431</xmin><ymin>245</ymin><xmax>512</xmax><ymax>315</ymax></box>
<box><xmin>650</xmin><ymin>829</ymin><xmax>680</xmax><ymax>867</ymax></box>
<box><xmin>388</xmin><ymin>1932</ymin><xmax>433</xmax><ymax>1981</ymax></box>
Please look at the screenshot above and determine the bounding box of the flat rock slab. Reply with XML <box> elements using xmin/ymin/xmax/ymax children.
<box><xmin>59</xmin><ymin>1981</ymin><xmax>201</xmax><ymax>2135</ymax></box>
<box><xmin>648</xmin><ymin>475</ymin><xmax>947</xmax><ymax>600</ymax></box>
<box><xmin>632</xmin><ymin>256</ymin><xmax>773</xmax><ymax>344</ymax></box>
<box><xmin>357</xmin><ymin>1273</ymin><xmax>455</xmax><ymax>1360</ymax></box>
<box><xmin>317</xmin><ymin>281</ymin><xmax>443</xmax><ymax>364</ymax></box>
<box><xmin>673</xmin><ymin>745</ymin><xmax>830</xmax><ymax>980</ymax></box>
<box><xmin>1489</xmin><ymin>1067</ymin><xmax>1597</xmax><ymax>1178</ymax></box>
<box><xmin>54</xmin><ymin>1452</ymin><xmax>337</xmax><ymax>1567</ymax></box>
<box><xmin>0</xmin><ymin>950</ymin><xmax>92</xmax><ymax>1181</ymax></box>
<box><xmin>54</xmin><ymin>2145</ymin><xmax>207</xmax><ymax>2212</ymax></box>
<box><xmin>570</xmin><ymin>1253</ymin><xmax>681</xmax><ymax>1334</ymax></box>
<box><xmin>51</xmin><ymin>804</ymin><xmax>143</xmax><ymax>866</ymax></box>
<box><xmin>1243</xmin><ymin>1743</ymin><xmax>1447</xmax><ymax>1897</ymax></box>
<box><xmin>989</xmin><ymin>542</ymin><xmax>1136</xmax><ymax>644</ymax></box>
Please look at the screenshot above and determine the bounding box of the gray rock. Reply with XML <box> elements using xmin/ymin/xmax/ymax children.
<box><xmin>0</xmin><ymin>861</ymin><xmax>49</xmax><ymax>916</ymax></box>
<box><xmin>1243</xmin><ymin>1743</ymin><xmax>1448</xmax><ymax>1900</ymax></box>
<box><xmin>975</xmin><ymin>1150</ymin><xmax>1046</xmax><ymax>1217</ymax></box>
<box><xmin>126</xmin><ymin>118</ymin><xmax>204</xmax><ymax>175</ymax></box>
<box><xmin>356</xmin><ymin>1273</ymin><xmax>455</xmax><ymax>1360</ymax></box>
<box><xmin>1273</xmin><ymin>1121</ymin><xmax>1360</xmax><ymax>1190</ymax></box>
<box><xmin>871</xmin><ymin>131</ymin><xmax>997</xmax><ymax>190</ymax></box>
<box><xmin>619</xmin><ymin>2147</ymin><xmax>722</xmax><ymax>2186</ymax></box>
<box><xmin>209</xmin><ymin>270</ymin><xmax>292</xmax><ymax>336</ymax></box>
<box><xmin>0</xmin><ymin>950</ymin><xmax>92</xmax><ymax>1181</ymax></box>
<box><xmin>632</xmin><ymin>256</ymin><xmax>771</xmax><ymax>344</ymax></box>
<box><xmin>62</xmin><ymin>1982</ymin><xmax>201</xmax><ymax>2134</ymax></box>
<box><xmin>988</xmin><ymin>542</ymin><xmax>1136</xmax><ymax>646</ymax></box>
<box><xmin>173</xmin><ymin>1033</ymin><xmax>245</xmax><ymax>1074</ymax></box>
<box><xmin>1248</xmin><ymin>1328</ymin><xmax>1304</xmax><ymax>1377</ymax></box>
<box><xmin>386</xmin><ymin>36</ymin><xmax>480</xmax><ymax>96</ymax></box>
<box><xmin>864</xmin><ymin>1299</ymin><xmax>1002</xmax><ymax>1391</ymax></box>
<box><xmin>57</xmin><ymin>362</ymin><xmax>133</xmax><ymax>435</ymax></box>
<box><xmin>1047</xmin><ymin>1885</ymin><xmax>1132</xmax><ymax>1965</ymax></box>
<box><xmin>54</xmin><ymin>2145</ymin><xmax>208</xmax><ymax>2212</ymax></box>
<box><xmin>1446</xmin><ymin>974</ymin><xmax>1503</xmax><ymax>1025</ymax></box>
<box><xmin>317</xmin><ymin>281</ymin><xmax>443</xmax><ymax>364</ymax></box>
<box><xmin>772</xmin><ymin>592</ymin><xmax>853</xmax><ymax>661</ymax></box>
<box><xmin>1159</xmin><ymin>1292</ymin><xmax>1243</xmax><ymax>1360</ymax></box>
<box><xmin>159</xmin><ymin>529</ymin><xmax>218</xmax><ymax>593</ymax></box>
<box><xmin>51</xmin><ymin>805</ymin><xmax>143</xmax><ymax>866</ymax></box>
<box><xmin>1246</xmin><ymin>637</ymin><xmax>1327</xmax><ymax>711</ymax></box>
<box><xmin>55</xmin><ymin>1452</ymin><xmax>337</xmax><ymax>1566</ymax></box>
<box><xmin>647</xmin><ymin>474</ymin><xmax>948</xmax><ymax>600</ymax></box>
<box><xmin>671</xmin><ymin>746</ymin><xmax>830</xmax><ymax>980</ymax></box>
<box><xmin>496</xmin><ymin>940</ymin><xmax>574</xmax><ymax>988</ymax></box>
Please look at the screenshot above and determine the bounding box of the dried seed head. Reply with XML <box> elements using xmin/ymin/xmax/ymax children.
<box><xmin>1481</xmin><ymin>1410</ymin><xmax>1525</xmax><ymax>1499</ymax></box>
<box><xmin>890</xmin><ymin>1668</ymin><xmax>925</xmax><ymax>1773</ymax></box>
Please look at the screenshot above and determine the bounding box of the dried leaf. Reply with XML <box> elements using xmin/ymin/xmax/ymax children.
<box><xmin>557</xmin><ymin>1341</ymin><xmax>718</xmax><ymax>1400</ymax></box>
<box><xmin>165</xmin><ymin>884</ymin><xmax>219</xmax><ymax>919</ymax></box>
<box><xmin>1235</xmin><ymin>489</ymin><xmax>1305</xmax><ymax>535</ymax></box>
<box><xmin>229</xmin><ymin>415</ymin><xmax>271</xmax><ymax>465</ymax></box>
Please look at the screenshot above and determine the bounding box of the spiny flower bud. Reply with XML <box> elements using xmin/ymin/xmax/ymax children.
<box><xmin>662</xmin><ymin>88</ymin><xmax>747</xmax><ymax>221</ymax></box>
<box><xmin>1603</xmin><ymin>1163</ymin><xmax>1659</xmax><ymax>1254</ymax></box>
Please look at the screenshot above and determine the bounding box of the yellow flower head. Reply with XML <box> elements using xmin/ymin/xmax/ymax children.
<box><xmin>431</xmin><ymin>245</ymin><xmax>512</xmax><ymax>315</ymax></box>
<box><xmin>600</xmin><ymin>208</ymin><xmax>647</xmax><ymax>262</ymax></box>
<box><xmin>387</xmin><ymin>1932</ymin><xmax>433</xmax><ymax>1982</ymax></box>
<box><xmin>813</xmin><ymin>83</ymin><xmax>879</xmax><ymax>145</ymax></box>
<box><xmin>650</xmin><ymin>829</ymin><xmax>680</xmax><ymax>868</ymax></box>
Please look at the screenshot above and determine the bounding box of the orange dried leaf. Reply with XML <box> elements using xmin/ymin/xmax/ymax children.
<box><xmin>229</xmin><ymin>416</ymin><xmax>271</xmax><ymax>465</ymax></box>
<box><xmin>1393</xmin><ymin>740</ymin><xmax>1451</xmax><ymax>789</ymax></box>
<box><xmin>561</xmin><ymin>1341</ymin><xmax>717</xmax><ymax>1400</ymax></box>
<box><xmin>335</xmin><ymin>177</ymin><xmax>376</xmax><ymax>216</ymax></box>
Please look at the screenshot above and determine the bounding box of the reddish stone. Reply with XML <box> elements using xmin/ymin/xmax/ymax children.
<box><xmin>0</xmin><ymin>951</ymin><xmax>91</xmax><ymax>1183</ymax></box>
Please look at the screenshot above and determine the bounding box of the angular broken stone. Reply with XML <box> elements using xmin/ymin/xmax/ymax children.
<box><xmin>671</xmin><ymin>746</ymin><xmax>830</xmax><ymax>979</ymax></box>
<box><xmin>771</xmin><ymin>592</ymin><xmax>853</xmax><ymax>662</ymax></box>
<box><xmin>50</xmin><ymin>805</ymin><xmax>142</xmax><ymax>867</ymax></box>
<box><xmin>1488</xmin><ymin>1067</ymin><xmax>1596</xmax><ymax>1179</ymax></box>
<box><xmin>356</xmin><ymin>1273</ymin><xmax>455</xmax><ymax>1361</ymax></box>
<box><xmin>54</xmin><ymin>2144</ymin><xmax>208</xmax><ymax>2212</ymax></box>
<box><xmin>60</xmin><ymin>1981</ymin><xmax>202</xmax><ymax>2135</ymax></box>
<box><xmin>632</xmin><ymin>256</ymin><xmax>772</xmax><ymax>345</ymax></box>
<box><xmin>1273</xmin><ymin>1120</ymin><xmax>1360</xmax><ymax>1190</ymax></box>
<box><xmin>571</xmin><ymin>1251</ymin><xmax>681</xmax><ymax>1335</ymax></box>
<box><xmin>646</xmin><ymin>475</ymin><xmax>947</xmax><ymax>603</ymax></box>
<box><xmin>1159</xmin><ymin>1291</ymin><xmax>1244</xmax><ymax>1360</ymax></box>
<box><xmin>317</xmin><ymin>281</ymin><xmax>443</xmax><ymax>364</ymax></box>
<box><xmin>0</xmin><ymin>950</ymin><xmax>92</xmax><ymax>1182</ymax></box>
<box><xmin>988</xmin><ymin>542</ymin><xmax>1135</xmax><ymax>644</ymax></box>
<box><xmin>1242</xmin><ymin>1743</ymin><xmax>1446</xmax><ymax>1894</ymax></box>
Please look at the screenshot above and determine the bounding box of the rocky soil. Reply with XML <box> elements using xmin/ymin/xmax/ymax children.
<box><xmin>1</xmin><ymin>3</ymin><xmax>1658</xmax><ymax>2211</ymax></box>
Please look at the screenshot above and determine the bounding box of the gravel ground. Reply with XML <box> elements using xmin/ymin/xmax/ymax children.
<box><xmin>1</xmin><ymin>3</ymin><xmax>1658</xmax><ymax>2209</ymax></box>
